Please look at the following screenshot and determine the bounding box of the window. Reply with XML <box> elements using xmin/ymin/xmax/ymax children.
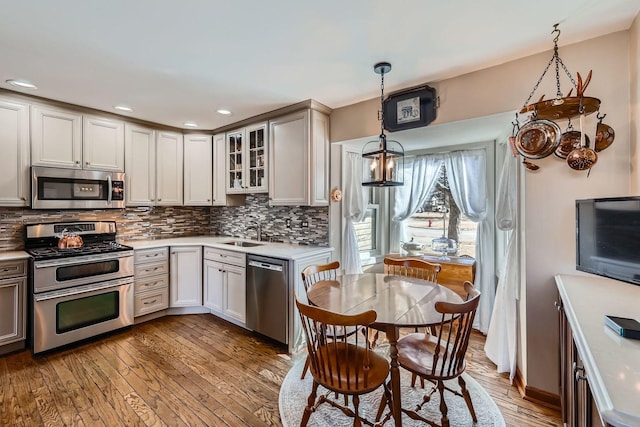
<box><xmin>406</xmin><ymin>164</ymin><xmax>478</xmax><ymax>258</ymax></box>
<box><xmin>356</xmin><ymin>187</ymin><xmax>383</xmax><ymax>264</ymax></box>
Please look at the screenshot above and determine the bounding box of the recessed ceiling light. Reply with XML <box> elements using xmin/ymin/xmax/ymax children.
<box><xmin>183</xmin><ymin>122</ymin><xmax>198</xmax><ymax>128</ymax></box>
<box><xmin>114</xmin><ymin>105</ymin><xmax>133</xmax><ymax>112</ymax></box>
<box><xmin>216</xmin><ymin>109</ymin><xmax>232</xmax><ymax>115</ymax></box>
<box><xmin>6</xmin><ymin>79</ymin><xmax>37</xmax><ymax>89</ymax></box>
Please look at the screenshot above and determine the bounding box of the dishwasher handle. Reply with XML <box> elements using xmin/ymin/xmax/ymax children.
<box><xmin>248</xmin><ymin>260</ymin><xmax>283</xmax><ymax>272</ymax></box>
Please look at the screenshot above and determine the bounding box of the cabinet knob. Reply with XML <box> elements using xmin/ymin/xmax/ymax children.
<box><xmin>75</xmin><ymin>161</ymin><xmax>80</xmax><ymax>164</ymax></box>
<box><xmin>86</xmin><ymin>161</ymin><xmax>90</xmax><ymax>165</ymax></box>
<box><xmin>554</xmin><ymin>301</ymin><xmax>563</xmax><ymax>312</ymax></box>
<box><xmin>21</xmin><ymin>197</ymin><xmax>26</xmax><ymax>201</ymax></box>
<box><xmin>158</xmin><ymin>198</ymin><xmax>162</xmax><ymax>201</ymax></box>
<box><xmin>207</xmin><ymin>199</ymin><xmax>211</xmax><ymax>202</ymax></box>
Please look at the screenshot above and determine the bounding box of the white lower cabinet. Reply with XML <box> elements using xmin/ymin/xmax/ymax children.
<box><xmin>204</xmin><ymin>248</ymin><xmax>246</xmax><ymax>326</ymax></box>
<box><xmin>0</xmin><ymin>259</ymin><xmax>27</xmax><ymax>353</ymax></box>
<box><xmin>134</xmin><ymin>247</ymin><xmax>169</xmax><ymax>317</ymax></box>
<box><xmin>170</xmin><ymin>246</ymin><xmax>202</xmax><ymax>307</ymax></box>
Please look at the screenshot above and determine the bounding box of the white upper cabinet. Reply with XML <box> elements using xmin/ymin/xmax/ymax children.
<box><xmin>156</xmin><ymin>131</ymin><xmax>183</xmax><ymax>206</ymax></box>
<box><xmin>82</xmin><ymin>115</ymin><xmax>125</xmax><ymax>172</ymax></box>
<box><xmin>184</xmin><ymin>134</ymin><xmax>213</xmax><ymax>206</ymax></box>
<box><xmin>269</xmin><ymin>108</ymin><xmax>329</xmax><ymax>206</ymax></box>
<box><xmin>212</xmin><ymin>133</ymin><xmax>227</xmax><ymax>206</ymax></box>
<box><xmin>31</xmin><ymin>104</ymin><xmax>82</xmax><ymax>169</ymax></box>
<box><xmin>0</xmin><ymin>97</ymin><xmax>30</xmax><ymax>206</ymax></box>
<box><xmin>125</xmin><ymin>126</ymin><xmax>183</xmax><ymax>207</ymax></box>
<box><xmin>31</xmin><ymin>104</ymin><xmax>125</xmax><ymax>172</ymax></box>
<box><xmin>125</xmin><ymin>124</ymin><xmax>156</xmax><ymax>206</ymax></box>
<box><xmin>226</xmin><ymin>122</ymin><xmax>268</xmax><ymax>194</ymax></box>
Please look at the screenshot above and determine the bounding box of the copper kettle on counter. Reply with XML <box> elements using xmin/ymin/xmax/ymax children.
<box><xmin>57</xmin><ymin>229</ymin><xmax>84</xmax><ymax>248</ymax></box>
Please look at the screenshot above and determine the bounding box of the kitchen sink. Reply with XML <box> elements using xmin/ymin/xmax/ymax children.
<box><xmin>221</xmin><ymin>240</ymin><xmax>264</xmax><ymax>247</ymax></box>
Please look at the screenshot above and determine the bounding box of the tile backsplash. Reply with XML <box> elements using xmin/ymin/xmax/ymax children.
<box><xmin>212</xmin><ymin>194</ymin><xmax>329</xmax><ymax>246</ymax></box>
<box><xmin>0</xmin><ymin>195</ymin><xmax>329</xmax><ymax>251</ymax></box>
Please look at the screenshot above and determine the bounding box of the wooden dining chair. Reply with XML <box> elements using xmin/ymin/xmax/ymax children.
<box><xmin>300</xmin><ymin>261</ymin><xmax>342</xmax><ymax>379</ymax></box>
<box><xmin>301</xmin><ymin>260</ymin><xmax>341</xmax><ymax>292</ymax></box>
<box><xmin>383</xmin><ymin>257</ymin><xmax>442</xmax><ymax>282</ymax></box>
<box><xmin>382</xmin><ymin>256</ymin><xmax>443</xmax><ymax>352</ymax></box>
<box><xmin>377</xmin><ymin>281</ymin><xmax>481</xmax><ymax>427</ymax></box>
<box><xmin>296</xmin><ymin>295</ymin><xmax>392</xmax><ymax>427</ymax></box>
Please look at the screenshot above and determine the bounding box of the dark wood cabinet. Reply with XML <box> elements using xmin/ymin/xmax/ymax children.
<box><xmin>557</xmin><ymin>297</ymin><xmax>605</xmax><ymax>427</ymax></box>
<box><xmin>385</xmin><ymin>253</ymin><xmax>475</xmax><ymax>298</ymax></box>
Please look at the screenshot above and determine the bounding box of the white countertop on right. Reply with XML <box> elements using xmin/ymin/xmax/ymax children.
<box><xmin>555</xmin><ymin>274</ymin><xmax>640</xmax><ymax>427</ymax></box>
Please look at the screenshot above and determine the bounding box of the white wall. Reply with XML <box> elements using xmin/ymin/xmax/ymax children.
<box><xmin>330</xmin><ymin>30</ymin><xmax>633</xmax><ymax>396</ymax></box>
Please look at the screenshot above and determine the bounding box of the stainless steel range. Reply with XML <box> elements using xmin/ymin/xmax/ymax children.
<box><xmin>25</xmin><ymin>221</ymin><xmax>134</xmax><ymax>354</ymax></box>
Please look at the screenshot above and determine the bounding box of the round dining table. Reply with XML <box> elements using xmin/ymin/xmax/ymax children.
<box><xmin>306</xmin><ymin>273</ymin><xmax>464</xmax><ymax>427</ymax></box>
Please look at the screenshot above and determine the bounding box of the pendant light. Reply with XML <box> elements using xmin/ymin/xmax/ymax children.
<box><xmin>362</xmin><ymin>62</ymin><xmax>404</xmax><ymax>187</ymax></box>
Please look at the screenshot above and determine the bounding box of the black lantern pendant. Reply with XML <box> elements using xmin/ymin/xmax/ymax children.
<box><xmin>362</xmin><ymin>62</ymin><xmax>404</xmax><ymax>187</ymax></box>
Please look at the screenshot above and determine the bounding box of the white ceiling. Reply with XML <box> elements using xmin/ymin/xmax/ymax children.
<box><xmin>1</xmin><ymin>1</ymin><xmax>639</xmax><ymax>131</ymax></box>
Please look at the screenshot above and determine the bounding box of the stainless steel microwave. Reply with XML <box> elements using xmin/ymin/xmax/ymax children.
<box><xmin>31</xmin><ymin>166</ymin><xmax>125</xmax><ymax>209</ymax></box>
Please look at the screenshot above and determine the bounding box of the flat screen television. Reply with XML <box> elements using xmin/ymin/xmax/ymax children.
<box><xmin>576</xmin><ymin>196</ymin><xmax>640</xmax><ymax>285</ymax></box>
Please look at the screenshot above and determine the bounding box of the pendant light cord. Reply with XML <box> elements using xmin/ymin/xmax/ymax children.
<box><xmin>379</xmin><ymin>70</ymin><xmax>385</xmax><ymax>136</ymax></box>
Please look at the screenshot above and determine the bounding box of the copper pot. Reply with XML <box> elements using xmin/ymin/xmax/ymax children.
<box><xmin>58</xmin><ymin>234</ymin><xmax>83</xmax><ymax>248</ymax></box>
<box><xmin>594</xmin><ymin>115</ymin><xmax>615</xmax><ymax>152</ymax></box>
<box><xmin>555</xmin><ymin>130</ymin><xmax>590</xmax><ymax>159</ymax></box>
<box><xmin>514</xmin><ymin>119</ymin><xmax>561</xmax><ymax>159</ymax></box>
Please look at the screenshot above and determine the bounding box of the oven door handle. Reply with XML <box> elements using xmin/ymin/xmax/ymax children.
<box><xmin>34</xmin><ymin>251</ymin><xmax>132</xmax><ymax>268</ymax></box>
<box><xmin>34</xmin><ymin>279</ymin><xmax>132</xmax><ymax>302</ymax></box>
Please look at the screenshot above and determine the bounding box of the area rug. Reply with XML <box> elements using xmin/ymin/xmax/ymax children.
<box><xmin>279</xmin><ymin>360</ymin><xmax>505</xmax><ymax>426</ymax></box>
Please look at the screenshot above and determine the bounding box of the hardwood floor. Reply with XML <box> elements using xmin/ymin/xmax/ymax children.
<box><xmin>0</xmin><ymin>315</ymin><xmax>561</xmax><ymax>426</ymax></box>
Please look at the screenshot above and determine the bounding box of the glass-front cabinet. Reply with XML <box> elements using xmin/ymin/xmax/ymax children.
<box><xmin>226</xmin><ymin>122</ymin><xmax>267</xmax><ymax>194</ymax></box>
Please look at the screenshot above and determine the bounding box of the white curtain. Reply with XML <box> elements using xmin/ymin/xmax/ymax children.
<box><xmin>485</xmin><ymin>143</ymin><xmax>520</xmax><ymax>382</ymax></box>
<box><xmin>342</xmin><ymin>152</ymin><xmax>369</xmax><ymax>274</ymax></box>
<box><xmin>445</xmin><ymin>149</ymin><xmax>494</xmax><ymax>333</ymax></box>
<box><xmin>390</xmin><ymin>156</ymin><xmax>445</xmax><ymax>252</ymax></box>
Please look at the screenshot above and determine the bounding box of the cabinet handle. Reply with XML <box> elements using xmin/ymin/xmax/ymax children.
<box><xmin>554</xmin><ymin>301</ymin><xmax>563</xmax><ymax>312</ymax></box>
<box><xmin>144</xmin><ymin>299</ymin><xmax>158</xmax><ymax>305</ymax></box>
<box><xmin>572</xmin><ymin>362</ymin><xmax>587</xmax><ymax>381</ymax></box>
<box><xmin>21</xmin><ymin>197</ymin><xmax>26</xmax><ymax>201</ymax></box>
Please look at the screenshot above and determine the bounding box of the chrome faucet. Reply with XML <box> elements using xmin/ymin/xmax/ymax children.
<box><xmin>247</xmin><ymin>222</ymin><xmax>262</xmax><ymax>242</ymax></box>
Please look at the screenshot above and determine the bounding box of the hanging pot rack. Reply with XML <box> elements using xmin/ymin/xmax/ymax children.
<box><xmin>512</xmin><ymin>24</ymin><xmax>614</xmax><ymax>172</ymax></box>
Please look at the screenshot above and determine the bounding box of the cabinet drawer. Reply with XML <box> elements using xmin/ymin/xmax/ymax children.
<box><xmin>204</xmin><ymin>247</ymin><xmax>246</xmax><ymax>266</ymax></box>
<box><xmin>135</xmin><ymin>274</ymin><xmax>169</xmax><ymax>294</ymax></box>
<box><xmin>0</xmin><ymin>259</ymin><xmax>27</xmax><ymax>280</ymax></box>
<box><xmin>134</xmin><ymin>260</ymin><xmax>169</xmax><ymax>278</ymax></box>
<box><xmin>134</xmin><ymin>287</ymin><xmax>169</xmax><ymax>317</ymax></box>
<box><xmin>134</xmin><ymin>247</ymin><xmax>169</xmax><ymax>264</ymax></box>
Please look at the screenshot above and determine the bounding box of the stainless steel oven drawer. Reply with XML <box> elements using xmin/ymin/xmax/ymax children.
<box><xmin>0</xmin><ymin>259</ymin><xmax>27</xmax><ymax>280</ymax></box>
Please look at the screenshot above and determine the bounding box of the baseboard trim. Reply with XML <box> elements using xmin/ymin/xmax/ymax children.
<box><xmin>514</xmin><ymin>368</ymin><xmax>561</xmax><ymax>410</ymax></box>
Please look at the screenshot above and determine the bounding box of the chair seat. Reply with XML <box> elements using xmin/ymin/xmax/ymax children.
<box><xmin>311</xmin><ymin>343</ymin><xmax>390</xmax><ymax>395</ymax></box>
<box><xmin>397</xmin><ymin>333</ymin><xmax>466</xmax><ymax>381</ymax></box>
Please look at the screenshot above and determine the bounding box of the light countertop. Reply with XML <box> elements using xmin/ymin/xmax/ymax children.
<box><xmin>0</xmin><ymin>250</ymin><xmax>30</xmax><ymax>261</ymax></box>
<box><xmin>555</xmin><ymin>274</ymin><xmax>640</xmax><ymax>427</ymax></box>
<box><xmin>122</xmin><ymin>236</ymin><xmax>333</xmax><ymax>261</ymax></box>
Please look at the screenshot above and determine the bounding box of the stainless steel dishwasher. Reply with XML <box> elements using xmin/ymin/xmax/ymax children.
<box><xmin>246</xmin><ymin>255</ymin><xmax>288</xmax><ymax>345</ymax></box>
